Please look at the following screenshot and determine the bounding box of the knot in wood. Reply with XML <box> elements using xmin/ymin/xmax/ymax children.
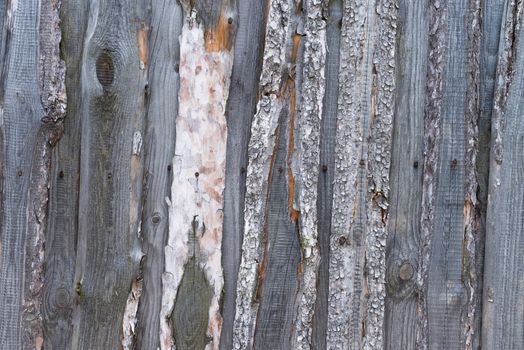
<box><xmin>399</xmin><ymin>262</ymin><xmax>414</xmax><ymax>281</ymax></box>
<box><xmin>96</xmin><ymin>51</ymin><xmax>115</xmax><ymax>87</ymax></box>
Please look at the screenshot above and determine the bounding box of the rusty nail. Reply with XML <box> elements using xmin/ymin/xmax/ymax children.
<box><xmin>228</xmin><ymin>17</ymin><xmax>233</xmax><ymax>24</ymax></box>
<box><xmin>278</xmin><ymin>167</ymin><xmax>284</xmax><ymax>174</ymax></box>
<box><xmin>451</xmin><ymin>158</ymin><xmax>458</xmax><ymax>166</ymax></box>
<box><xmin>338</xmin><ymin>236</ymin><xmax>347</xmax><ymax>246</ymax></box>
<box><xmin>107</xmin><ymin>172</ymin><xmax>112</xmax><ymax>179</ymax></box>
<box><xmin>359</xmin><ymin>159</ymin><xmax>365</xmax><ymax>166</ymax></box>
<box><xmin>151</xmin><ymin>213</ymin><xmax>161</xmax><ymax>224</ymax></box>
<box><xmin>17</xmin><ymin>170</ymin><xmax>22</xmax><ymax>177</ymax></box>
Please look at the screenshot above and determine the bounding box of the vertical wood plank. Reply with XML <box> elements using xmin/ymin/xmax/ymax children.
<box><xmin>418</xmin><ymin>0</ymin><xmax>482</xmax><ymax>348</ymax></box>
<box><xmin>311</xmin><ymin>0</ymin><xmax>342</xmax><ymax>348</ymax></box>
<box><xmin>70</xmin><ymin>0</ymin><xmax>149</xmax><ymax>348</ymax></box>
<box><xmin>42</xmin><ymin>0</ymin><xmax>88</xmax><ymax>348</ymax></box>
<box><xmin>220</xmin><ymin>0</ymin><xmax>268</xmax><ymax>347</ymax></box>
<box><xmin>327</xmin><ymin>0</ymin><xmax>397</xmax><ymax>348</ymax></box>
<box><xmin>134</xmin><ymin>1</ymin><xmax>182</xmax><ymax>349</ymax></box>
<box><xmin>482</xmin><ymin>1</ymin><xmax>524</xmax><ymax>348</ymax></box>
<box><xmin>0</xmin><ymin>0</ymin><xmax>66</xmax><ymax>348</ymax></box>
<box><xmin>384</xmin><ymin>0</ymin><xmax>428</xmax><ymax>348</ymax></box>
<box><xmin>160</xmin><ymin>1</ymin><xmax>237</xmax><ymax>349</ymax></box>
<box><xmin>232</xmin><ymin>1</ymin><xmax>295</xmax><ymax>347</ymax></box>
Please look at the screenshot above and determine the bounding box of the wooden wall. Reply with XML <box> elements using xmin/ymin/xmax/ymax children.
<box><xmin>0</xmin><ymin>0</ymin><xmax>522</xmax><ymax>349</ymax></box>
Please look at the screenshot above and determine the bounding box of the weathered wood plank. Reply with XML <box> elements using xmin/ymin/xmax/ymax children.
<box><xmin>232</xmin><ymin>1</ymin><xmax>294</xmax><ymax>347</ymax></box>
<box><xmin>70</xmin><ymin>0</ymin><xmax>149</xmax><ymax>348</ymax></box>
<box><xmin>0</xmin><ymin>0</ymin><xmax>66</xmax><ymax>348</ymax></box>
<box><xmin>327</xmin><ymin>0</ymin><xmax>397</xmax><ymax>348</ymax></box>
<box><xmin>482</xmin><ymin>1</ymin><xmax>524</xmax><ymax>348</ymax></box>
<box><xmin>384</xmin><ymin>0</ymin><xmax>428</xmax><ymax>348</ymax></box>
<box><xmin>160</xmin><ymin>1</ymin><xmax>237</xmax><ymax>348</ymax></box>
<box><xmin>42</xmin><ymin>0</ymin><xmax>88</xmax><ymax>348</ymax></box>
<box><xmin>220</xmin><ymin>0</ymin><xmax>268</xmax><ymax>347</ymax></box>
<box><xmin>418</xmin><ymin>0</ymin><xmax>481</xmax><ymax>348</ymax></box>
<box><xmin>134</xmin><ymin>1</ymin><xmax>182</xmax><ymax>349</ymax></box>
<box><xmin>311</xmin><ymin>0</ymin><xmax>342</xmax><ymax>348</ymax></box>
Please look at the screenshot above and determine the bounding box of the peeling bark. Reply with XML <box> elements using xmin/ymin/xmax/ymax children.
<box><xmin>161</xmin><ymin>4</ymin><xmax>235</xmax><ymax>349</ymax></box>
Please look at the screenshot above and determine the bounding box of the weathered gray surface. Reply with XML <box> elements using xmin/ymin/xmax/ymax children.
<box><xmin>42</xmin><ymin>0</ymin><xmax>88</xmax><ymax>348</ymax></box>
<box><xmin>482</xmin><ymin>1</ymin><xmax>524</xmax><ymax>348</ymax></box>
<box><xmin>1</xmin><ymin>0</ymin><xmax>523</xmax><ymax>348</ymax></box>
<box><xmin>70</xmin><ymin>0</ymin><xmax>149</xmax><ymax>348</ymax></box>
<box><xmin>134</xmin><ymin>1</ymin><xmax>182</xmax><ymax>349</ymax></box>
<box><xmin>311</xmin><ymin>0</ymin><xmax>341</xmax><ymax>348</ymax></box>
<box><xmin>220</xmin><ymin>0</ymin><xmax>267</xmax><ymax>348</ymax></box>
<box><xmin>384</xmin><ymin>0</ymin><xmax>428</xmax><ymax>349</ymax></box>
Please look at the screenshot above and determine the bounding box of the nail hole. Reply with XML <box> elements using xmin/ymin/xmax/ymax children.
<box><xmin>451</xmin><ymin>158</ymin><xmax>458</xmax><ymax>166</ymax></box>
<box><xmin>167</xmin><ymin>165</ymin><xmax>172</xmax><ymax>172</ymax></box>
<box><xmin>59</xmin><ymin>171</ymin><xmax>64</xmax><ymax>178</ymax></box>
<box><xmin>96</xmin><ymin>51</ymin><xmax>115</xmax><ymax>87</ymax></box>
<box><xmin>17</xmin><ymin>170</ymin><xmax>22</xmax><ymax>177</ymax></box>
<box><xmin>322</xmin><ymin>165</ymin><xmax>328</xmax><ymax>172</ymax></box>
<box><xmin>413</xmin><ymin>161</ymin><xmax>419</xmax><ymax>169</ymax></box>
<box><xmin>240</xmin><ymin>167</ymin><xmax>246</xmax><ymax>174</ymax></box>
<box><xmin>228</xmin><ymin>17</ymin><xmax>233</xmax><ymax>24</ymax></box>
<box><xmin>278</xmin><ymin>167</ymin><xmax>283</xmax><ymax>174</ymax></box>
<box><xmin>107</xmin><ymin>172</ymin><xmax>112</xmax><ymax>179</ymax></box>
<box><xmin>338</xmin><ymin>236</ymin><xmax>347</xmax><ymax>246</ymax></box>
<box><xmin>151</xmin><ymin>213</ymin><xmax>161</xmax><ymax>224</ymax></box>
<box><xmin>195</xmin><ymin>172</ymin><xmax>199</xmax><ymax>178</ymax></box>
<box><xmin>359</xmin><ymin>159</ymin><xmax>365</xmax><ymax>166</ymax></box>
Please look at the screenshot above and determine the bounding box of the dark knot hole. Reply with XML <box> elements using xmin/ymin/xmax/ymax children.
<box><xmin>96</xmin><ymin>51</ymin><xmax>115</xmax><ymax>87</ymax></box>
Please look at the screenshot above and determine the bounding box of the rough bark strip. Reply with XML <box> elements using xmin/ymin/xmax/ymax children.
<box><xmin>232</xmin><ymin>1</ymin><xmax>292</xmax><ymax>348</ymax></box>
<box><xmin>134</xmin><ymin>1</ymin><xmax>183</xmax><ymax>349</ymax></box>
<box><xmin>482</xmin><ymin>1</ymin><xmax>524</xmax><ymax>348</ymax></box>
<box><xmin>160</xmin><ymin>2</ymin><xmax>236</xmax><ymax>349</ymax></box>
<box><xmin>327</xmin><ymin>0</ymin><xmax>397</xmax><ymax>348</ymax></box>
<box><xmin>384</xmin><ymin>0</ymin><xmax>428</xmax><ymax>348</ymax></box>
<box><xmin>220</xmin><ymin>0</ymin><xmax>268</xmax><ymax>347</ymax></box>
<box><xmin>122</xmin><ymin>273</ymin><xmax>143</xmax><ymax>350</ymax></box>
<box><xmin>42</xmin><ymin>0</ymin><xmax>89</xmax><ymax>347</ymax></box>
<box><xmin>311</xmin><ymin>0</ymin><xmax>342</xmax><ymax>348</ymax></box>
<box><xmin>291</xmin><ymin>0</ymin><xmax>326</xmax><ymax>348</ymax></box>
<box><xmin>416</xmin><ymin>0</ymin><xmax>446</xmax><ymax>346</ymax></box>
<box><xmin>70</xmin><ymin>0</ymin><xmax>149</xmax><ymax>347</ymax></box>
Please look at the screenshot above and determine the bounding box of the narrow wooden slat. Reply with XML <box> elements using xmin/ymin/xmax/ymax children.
<box><xmin>42</xmin><ymin>0</ymin><xmax>88</xmax><ymax>348</ymax></box>
<box><xmin>311</xmin><ymin>1</ymin><xmax>342</xmax><ymax>348</ymax></box>
<box><xmin>220</xmin><ymin>0</ymin><xmax>268</xmax><ymax>347</ymax></box>
<box><xmin>384</xmin><ymin>0</ymin><xmax>428</xmax><ymax>348</ymax></box>
<box><xmin>160</xmin><ymin>1</ymin><xmax>237</xmax><ymax>348</ymax></box>
<box><xmin>482</xmin><ymin>1</ymin><xmax>524</xmax><ymax>348</ymax></box>
<box><xmin>134</xmin><ymin>1</ymin><xmax>182</xmax><ymax>349</ymax></box>
<box><xmin>327</xmin><ymin>0</ymin><xmax>397</xmax><ymax>348</ymax></box>
<box><xmin>70</xmin><ymin>0</ymin><xmax>149</xmax><ymax>347</ymax></box>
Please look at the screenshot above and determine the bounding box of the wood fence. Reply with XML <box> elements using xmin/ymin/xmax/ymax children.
<box><xmin>0</xmin><ymin>0</ymin><xmax>522</xmax><ymax>349</ymax></box>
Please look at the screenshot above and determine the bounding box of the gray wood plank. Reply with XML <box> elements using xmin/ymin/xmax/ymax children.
<box><xmin>473</xmin><ymin>0</ymin><xmax>504</xmax><ymax>348</ymax></box>
<box><xmin>311</xmin><ymin>0</ymin><xmax>341</xmax><ymax>348</ymax></box>
<box><xmin>420</xmin><ymin>0</ymin><xmax>482</xmax><ymax>348</ymax></box>
<box><xmin>0</xmin><ymin>0</ymin><xmax>54</xmax><ymax>347</ymax></box>
<box><xmin>70</xmin><ymin>0</ymin><xmax>149</xmax><ymax>348</ymax></box>
<box><xmin>134</xmin><ymin>1</ymin><xmax>182</xmax><ymax>349</ymax></box>
<box><xmin>384</xmin><ymin>0</ymin><xmax>428</xmax><ymax>349</ymax></box>
<box><xmin>252</xmin><ymin>104</ymin><xmax>302</xmax><ymax>350</ymax></box>
<box><xmin>482</xmin><ymin>1</ymin><xmax>524</xmax><ymax>348</ymax></box>
<box><xmin>220</xmin><ymin>0</ymin><xmax>267</xmax><ymax>347</ymax></box>
<box><xmin>42</xmin><ymin>0</ymin><xmax>89</xmax><ymax>348</ymax></box>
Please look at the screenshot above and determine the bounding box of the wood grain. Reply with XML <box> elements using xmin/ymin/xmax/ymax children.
<box><xmin>70</xmin><ymin>0</ymin><xmax>149</xmax><ymax>348</ymax></box>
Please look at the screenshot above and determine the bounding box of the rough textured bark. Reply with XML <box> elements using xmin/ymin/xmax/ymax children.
<box><xmin>1</xmin><ymin>0</ymin><xmax>523</xmax><ymax>348</ymax></box>
<box><xmin>327</xmin><ymin>0</ymin><xmax>397</xmax><ymax>348</ymax></box>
